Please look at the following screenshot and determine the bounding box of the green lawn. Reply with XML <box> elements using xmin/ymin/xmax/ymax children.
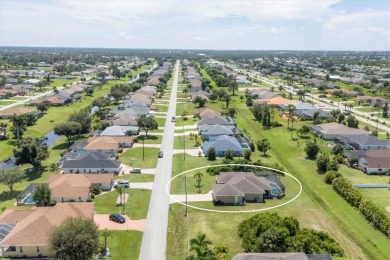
<box><xmin>153</xmin><ymin>117</ymin><xmax>167</xmax><ymax>127</ymax></box>
<box><xmin>116</xmin><ymin>173</ymin><xmax>155</xmax><ymax>183</ymax></box>
<box><xmin>153</xmin><ymin>104</ymin><xmax>169</xmax><ymax>112</ymax></box>
<box><xmin>49</xmin><ymin>78</ymin><xmax>79</xmax><ymax>87</ymax></box>
<box><xmin>99</xmin><ymin>230</ymin><xmax>143</xmax><ymax>260</ymax></box>
<box><xmin>359</xmin><ymin>188</ymin><xmax>390</xmax><ymax>214</ymax></box>
<box><xmin>173</xmin><ymin>134</ymin><xmax>200</xmax><ymax>150</ymax></box>
<box><xmin>94</xmin><ymin>188</ymin><xmax>151</xmax><ymax>220</ymax></box>
<box><xmin>0</xmin><ymin>100</ymin><xmax>17</xmax><ymax>105</ymax></box>
<box><xmin>120</xmin><ymin>148</ymin><xmax>160</xmax><ymax>168</ymax></box>
<box><xmin>174</xmin><ymin>118</ymin><xmax>197</xmax><ymax>127</ymax></box>
<box><xmin>136</xmin><ymin>134</ymin><xmax>162</xmax><ymax>144</ymax></box>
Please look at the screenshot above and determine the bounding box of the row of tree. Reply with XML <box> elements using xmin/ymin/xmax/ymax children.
<box><xmin>327</xmin><ymin>174</ymin><xmax>390</xmax><ymax>237</ymax></box>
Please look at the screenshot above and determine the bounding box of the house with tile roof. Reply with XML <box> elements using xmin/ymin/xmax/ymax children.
<box><xmin>61</xmin><ymin>150</ymin><xmax>121</xmax><ymax>174</ymax></box>
<box><xmin>100</xmin><ymin>125</ymin><xmax>139</xmax><ymax>136</ymax></box>
<box><xmin>198</xmin><ymin>109</ymin><xmax>222</xmax><ymax>119</ymax></box>
<box><xmin>212</xmin><ymin>172</ymin><xmax>285</xmax><ymax>205</ymax></box>
<box><xmin>202</xmin><ymin>135</ymin><xmax>244</xmax><ymax>157</ymax></box>
<box><xmin>335</xmin><ymin>135</ymin><xmax>390</xmax><ymax>151</ymax></box>
<box><xmin>0</xmin><ymin>203</ymin><xmax>94</xmax><ymax>258</ymax></box>
<box><xmin>358</xmin><ymin>150</ymin><xmax>390</xmax><ymax>175</ymax></box>
<box><xmin>200</xmin><ymin>124</ymin><xmax>243</xmax><ymax>141</ymax></box>
<box><xmin>49</xmin><ymin>174</ymin><xmax>113</xmax><ymax>202</ymax></box>
<box><xmin>311</xmin><ymin>122</ymin><xmax>370</xmax><ymax>140</ymax></box>
<box><xmin>0</xmin><ymin>108</ymin><xmax>41</xmax><ymax>119</ymax></box>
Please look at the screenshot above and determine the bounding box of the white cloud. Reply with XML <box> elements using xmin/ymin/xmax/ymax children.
<box><xmin>0</xmin><ymin>0</ymin><xmax>388</xmax><ymax>50</ymax></box>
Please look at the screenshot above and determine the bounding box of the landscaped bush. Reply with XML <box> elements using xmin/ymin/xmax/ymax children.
<box><xmin>48</xmin><ymin>200</ymin><xmax>57</xmax><ymax>206</ymax></box>
<box><xmin>331</xmin><ymin>176</ymin><xmax>390</xmax><ymax>237</ymax></box>
<box><xmin>117</xmin><ymin>147</ymin><xmax>123</xmax><ymax>153</ymax></box>
<box><xmin>324</xmin><ymin>171</ymin><xmax>341</xmax><ymax>184</ymax></box>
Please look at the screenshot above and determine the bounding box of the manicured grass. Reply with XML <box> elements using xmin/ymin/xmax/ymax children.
<box><xmin>120</xmin><ymin>148</ymin><xmax>160</xmax><ymax>168</ymax></box>
<box><xmin>136</xmin><ymin>134</ymin><xmax>162</xmax><ymax>144</ymax></box>
<box><xmin>174</xmin><ymin>118</ymin><xmax>197</xmax><ymax>127</ymax></box>
<box><xmin>152</xmin><ymin>117</ymin><xmax>167</xmax><ymax>127</ymax></box>
<box><xmin>49</xmin><ymin>78</ymin><xmax>79</xmax><ymax>87</ymax></box>
<box><xmin>94</xmin><ymin>188</ymin><xmax>151</xmax><ymax>219</ymax></box>
<box><xmin>359</xmin><ymin>188</ymin><xmax>390</xmax><ymax>214</ymax></box>
<box><xmin>0</xmin><ymin>100</ymin><xmax>17</xmax><ymax>105</ymax></box>
<box><xmin>173</xmin><ymin>135</ymin><xmax>200</xmax><ymax>150</ymax></box>
<box><xmin>153</xmin><ymin>104</ymin><xmax>169</xmax><ymax>112</ymax></box>
<box><xmin>114</xmin><ymin>174</ymin><xmax>155</xmax><ymax>183</ymax></box>
<box><xmin>99</xmin><ymin>230</ymin><xmax>143</xmax><ymax>260</ymax></box>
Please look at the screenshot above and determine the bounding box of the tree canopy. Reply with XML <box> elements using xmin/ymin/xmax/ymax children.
<box><xmin>32</xmin><ymin>184</ymin><xmax>51</xmax><ymax>206</ymax></box>
<box><xmin>0</xmin><ymin>167</ymin><xmax>25</xmax><ymax>193</ymax></box>
<box><xmin>54</xmin><ymin>121</ymin><xmax>82</xmax><ymax>146</ymax></box>
<box><xmin>136</xmin><ymin>115</ymin><xmax>158</xmax><ymax>136</ymax></box>
<box><xmin>13</xmin><ymin>137</ymin><xmax>49</xmax><ymax>167</ymax></box>
<box><xmin>238</xmin><ymin>212</ymin><xmax>344</xmax><ymax>256</ymax></box>
<box><xmin>49</xmin><ymin>217</ymin><xmax>99</xmax><ymax>260</ymax></box>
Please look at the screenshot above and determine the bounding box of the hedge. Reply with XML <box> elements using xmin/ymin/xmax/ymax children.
<box><xmin>331</xmin><ymin>176</ymin><xmax>390</xmax><ymax>237</ymax></box>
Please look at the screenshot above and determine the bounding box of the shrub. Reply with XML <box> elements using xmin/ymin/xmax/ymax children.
<box><xmin>48</xmin><ymin>200</ymin><xmax>57</xmax><ymax>206</ymax></box>
<box><xmin>324</xmin><ymin>171</ymin><xmax>341</xmax><ymax>184</ymax></box>
<box><xmin>316</xmin><ymin>154</ymin><xmax>330</xmax><ymax>173</ymax></box>
<box><xmin>117</xmin><ymin>147</ymin><xmax>123</xmax><ymax>153</ymax></box>
<box><xmin>304</xmin><ymin>141</ymin><xmax>320</xmax><ymax>160</ymax></box>
<box><xmin>207</xmin><ymin>148</ymin><xmax>216</xmax><ymax>161</ymax></box>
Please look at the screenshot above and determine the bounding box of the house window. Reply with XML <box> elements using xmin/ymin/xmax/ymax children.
<box><xmin>378</xmin><ymin>169</ymin><xmax>382</xmax><ymax>172</ymax></box>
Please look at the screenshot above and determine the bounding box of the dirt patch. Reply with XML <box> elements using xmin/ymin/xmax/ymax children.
<box><xmin>386</xmin><ymin>206</ymin><xmax>390</xmax><ymax>212</ymax></box>
<box><xmin>94</xmin><ymin>214</ymin><xmax>145</xmax><ymax>231</ymax></box>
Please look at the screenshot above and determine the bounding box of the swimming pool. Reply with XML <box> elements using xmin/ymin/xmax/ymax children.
<box><xmin>74</xmin><ymin>149</ymin><xmax>86</xmax><ymax>155</ymax></box>
<box><xmin>22</xmin><ymin>193</ymin><xmax>35</xmax><ymax>205</ymax></box>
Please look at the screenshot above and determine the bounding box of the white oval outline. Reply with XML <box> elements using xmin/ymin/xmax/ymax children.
<box><xmin>166</xmin><ymin>164</ymin><xmax>302</xmax><ymax>213</ymax></box>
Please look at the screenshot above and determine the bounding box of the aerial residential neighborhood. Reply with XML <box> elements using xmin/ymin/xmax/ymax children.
<box><xmin>0</xmin><ymin>1</ymin><xmax>390</xmax><ymax>260</ymax></box>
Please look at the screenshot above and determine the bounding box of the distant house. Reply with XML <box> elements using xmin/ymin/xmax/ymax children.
<box><xmin>198</xmin><ymin>109</ymin><xmax>221</xmax><ymax>119</ymax></box>
<box><xmin>115</xmin><ymin>105</ymin><xmax>149</xmax><ymax>117</ymax></box>
<box><xmin>358</xmin><ymin>150</ymin><xmax>390</xmax><ymax>175</ymax></box>
<box><xmin>197</xmin><ymin>116</ymin><xmax>236</xmax><ymax>130</ymax></box>
<box><xmin>85</xmin><ymin>136</ymin><xmax>120</xmax><ymax>152</ymax></box>
<box><xmin>311</xmin><ymin>122</ymin><xmax>370</xmax><ymax>140</ymax></box>
<box><xmin>29</xmin><ymin>96</ymin><xmax>65</xmax><ymax>106</ymax></box>
<box><xmin>212</xmin><ymin>172</ymin><xmax>285</xmax><ymax>205</ymax></box>
<box><xmin>295</xmin><ymin>109</ymin><xmax>329</xmax><ymax>119</ymax></box>
<box><xmin>61</xmin><ymin>151</ymin><xmax>121</xmax><ymax>174</ymax></box>
<box><xmin>0</xmin><ymin>203</ymin><xmax>94</xmax><ymax>258</ymax></box>
<box><xmin>336</xmin><ymin>135</ymin><xmax>390</xmax><ymax>151</ymax></box>
<box><xmin>100</xmin><ymin>125</ymin><xmax>139</xmax><ymax>136</ymax></box>
<box><xmin>110</xmin><ymin>115</ymin><xmax>138</xmax><ymax>126</ymax></box>
<box><xmin>200</xmin><ymin>125</ymin><xmax>242</xmax><ymax>141</ymax></box>
<box><xmin>202</xmin><ymin>135</ymin><xmax>244</xmax><ymax>157</ymax></box>
<box><xmin>247</xmin><ymin>89</ymin><xmax>276</xmax><ymax>99</ymax></box>
<box><xmin>0</xmin><ymin>108</ymin><xmax>41</xmax><ymax>119</ymax></box>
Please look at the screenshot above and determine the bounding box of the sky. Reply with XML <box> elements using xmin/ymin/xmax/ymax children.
<box><xmin>0</xmin><ymin>0</ymin><xmax>389</xmax><ymax>51</ymax></box>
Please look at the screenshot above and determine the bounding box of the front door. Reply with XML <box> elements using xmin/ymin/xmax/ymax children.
<box><xmin>234</xmin><ymin>196</ymin><xmax>239</xmax><ymax>204</ymax></box>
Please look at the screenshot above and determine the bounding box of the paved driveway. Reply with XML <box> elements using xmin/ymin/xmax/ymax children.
<box><xmin>170</xmin><ymin>191</ymin><xmax>213</xmax><ymax>204</ymax></box>
<box><xmin>94</xmin><ymin>214</ymin><xmax>145</xmax><ymax>231</ymax></box>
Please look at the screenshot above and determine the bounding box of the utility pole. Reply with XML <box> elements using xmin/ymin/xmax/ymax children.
<box><xmin>142</xmin><ymin>135</ymin><xmax>145</xmax><ymax>160</ymax></box>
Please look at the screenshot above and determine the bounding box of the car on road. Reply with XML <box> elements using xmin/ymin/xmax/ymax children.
<box><xmin>158</xmin><ymin>151</ymin><xmax>163</xmax><ymax>158</ymax></box>
<box><xmin>109</xmin><ymin>213</ymin><xmax>126</xmax><ymax>223</ymax></box>
<box><xmin>171</xmin><ymin>116</ymin><xmax>175</xmax><ymax>122</ymax></box>
<box><xmin>130</xmin><ymin>168</ymin><xmax>141</xmax><ymax>173</ymax></box>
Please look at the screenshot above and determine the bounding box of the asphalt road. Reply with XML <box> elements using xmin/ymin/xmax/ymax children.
<box><xmin>139</xmin><ymin>60</ymin><xmax>179</xmax><ymax>260</ymax></box>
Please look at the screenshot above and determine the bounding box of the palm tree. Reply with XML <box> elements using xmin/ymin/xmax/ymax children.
<box><xmin>0</xmin><ymin>122</ymin><xmax>8</xmax><ymax>137</ymax></box>
<box><xmin>193</xmin><ymin>133</ymin><xmax>199</xmax><ymax>147</ymax></box>
<box><xmin>101</xmin><ymin>229</ymin><xmax>112</xmax><ymax>254</ymax></box>
<box><xmin>187</xmin><ymin>233</ymin><xmax>216</xmax><ymax>260</ymax></box>
<box><xmin>10</xmin><ymin>114</ymin><xmax>26</xmax><ymax>140</ymax></box>
<box><xmin>287</xmin><ymin>105</ymin><xmax>296</xmax><ymax>138</ymax></box>
<box><xmin>223</xmin><ymin>95</ymin><xmax>231</xmax><ymax>109</ymax></box>
<box><xmin>194</xmin><ymin>172</ymin><xmax>203</xmax><ymax>193</ymax></box>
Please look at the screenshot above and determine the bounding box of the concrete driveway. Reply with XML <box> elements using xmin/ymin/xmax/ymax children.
<box><xmin>170</xmin><ymin>191</ymin><xmax>213</xmax><ymax>204</ymax></box>
<box><xmin>94</xmin><ymin>214</ymin><xmax>145</xmax><ymax>231</ymax></box>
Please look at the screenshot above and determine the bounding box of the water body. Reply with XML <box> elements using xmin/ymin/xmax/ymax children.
<box><xmin>0</xmin><ymin>130</ymin><xmax>61</xmax><ymax>169</ymax></box>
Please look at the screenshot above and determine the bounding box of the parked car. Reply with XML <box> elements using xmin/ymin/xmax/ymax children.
<box><xmin>118</xmin><ymin>180</ymin><xmax>130</xmax><ymax>188</ymax></box>
<box><xmin>109</xmin><ymin>213</ymin><xmax>126</xmax><ymax>223</ymax></box>
<box><xmin>171</xmin><ymin>116</ymin><xmax>175</xmax><ymax>122</ymax></box>
<box><xmin>130</xmin><ymin>168</ymin><xmax>141</xmax><ymax>173</ymax></box>
<box><xmin>158</xmin><ymin>151</ymin><xmax>163</xmax><ymax>158</ymax></box>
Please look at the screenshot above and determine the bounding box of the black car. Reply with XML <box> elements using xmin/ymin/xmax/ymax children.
<box><xmin>158</xmin><ymin>151</ymin><xmax>163</xmax><ymax>158</ymax></box>
<box><xmin>109</xmin><ymin>213</ymin><xmax>126</xmax><ymax>223</ymax></box>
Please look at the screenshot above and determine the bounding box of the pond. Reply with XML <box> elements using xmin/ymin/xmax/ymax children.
<box><xmin>0</xmin><ymin>130</ymin><xmax>62</xmax><ymax>169</ymax></box>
